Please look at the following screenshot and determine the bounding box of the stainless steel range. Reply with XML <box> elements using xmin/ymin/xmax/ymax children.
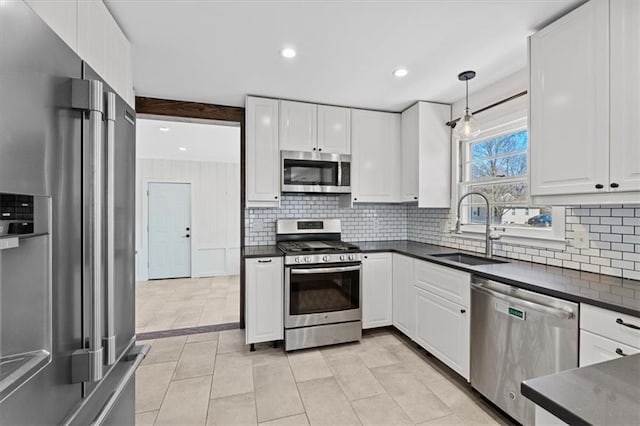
<box><xmin>277</xmin><ymin>219</ymin><xmax>362</xmax><ymax>351</ymax></box>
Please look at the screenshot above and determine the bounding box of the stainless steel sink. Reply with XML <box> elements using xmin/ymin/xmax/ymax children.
<box><xmin>431</xmin><ymin>252</ymin><xmax>508</xmax><ymax>266</ymax></box>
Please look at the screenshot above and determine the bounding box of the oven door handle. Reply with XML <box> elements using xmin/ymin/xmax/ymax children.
<box><xmin>291</xmin><ymin>265</ymin><xmax>361</xmax><ymax>274</ymax></box>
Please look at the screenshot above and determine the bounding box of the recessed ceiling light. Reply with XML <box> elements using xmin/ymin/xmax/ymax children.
<box><xmin>281</xmin><ymin>47</ymin><xmax>297</xmax><ymax>59</ymax></box>
<box><xmin>179</xmin><ymin>147</ymin><xmax>187</xmax><ymax>151</ymax></box>
<box><xmin>393</xmin><ymin>68</ymin><xmax>409</xmax><ymax>78</ymax></box>
<box><xmin>159</xmin><ymin>126</ymin><xmax>170</xmax><ymax>132</ymax></box>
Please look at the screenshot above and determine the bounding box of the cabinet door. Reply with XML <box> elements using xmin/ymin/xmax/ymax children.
<box><xmin>414</xmin><ymin>259</ymin><xmax>470</xmax><ymax>307</ymax></box>
<box><xmin>392</xmin><ymin>254</ymin><xmax>414</xmax><ymax>338</ymax></box>
<box><xmin>245</xmin><ymin>257</ymin><xmax>284</xmax><ymax>344</ymax></box>
<box><xmin>351</xmin><ymin>109</ymin><xmax>401</xmax><ymax>202</ymax></box>
<box><xmin>414</xmin><ymin>286</ymin><xmax>470</xmax><ymax>380</ymax></box>
<box><xmin>246</xmin><ymin>97</ymin><xmax>280</xmax><ymax>206</ymax></box>
<box><xmin>401</xmin><ymin>104</ymin><xmax>419</xmax><ymax>202</ymax></box>
<box><xmin>318</xmin><ymin>105</ymin><xmax>351</xmax><ymax>155</ymax></box>
<box><xmin>78</xmin><ymin>0</ymin><xmax>109</xmax><ymax>80</ymax></box>
<box><xmin>418</xmin><ymin>102</ymin><xmax>451</xmax><ymax>208</ymax></box>
<box><xmin>579</xmin><ymin>330</ymin><xmax>639</xmax><ymax>367</ymax></box>
<box><xmin>25</xmin><ymin>0</ymin><xmax>77</xmax><ymax>51</ymax></box>
<box><xmin>279</xmin><ymin>100</ymin><xmax>317</xmax><ymax>152</ymax></box>
<box><xmin>610</xmin><ymin>0</ymin><xmax>640</xmax><ymax>192</ymax></box>
<box><xmin>529</xmin><ymin>0</ymin><xmax>610</xmax><ymax>196</ymax></box>
<box><xmin>362</xmin><ymin>253</ymin><xmax>393</xmax><ymax>329</ymax></box>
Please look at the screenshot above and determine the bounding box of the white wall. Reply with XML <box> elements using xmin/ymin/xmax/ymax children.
<box><xmin>136</xmin><ymin>158</ymin><xmax>240</xmax><ymax>281</ymax></box>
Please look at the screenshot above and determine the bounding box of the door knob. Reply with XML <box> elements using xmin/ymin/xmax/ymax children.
<box><xmin>185</xmin><ymin>234</ymin><xmax>190</xmax><ymax>238</ymax></box>
<box><xmin>186</xmin><ymin>227</ymin><xmax>190</xmax><ymax>231</ymax></box>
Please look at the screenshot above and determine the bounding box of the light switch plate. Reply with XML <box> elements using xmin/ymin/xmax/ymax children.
<box><xmin>572</xmin><ymin>224</ymin><xmax>590</xmax><ymax>249</ymax></box>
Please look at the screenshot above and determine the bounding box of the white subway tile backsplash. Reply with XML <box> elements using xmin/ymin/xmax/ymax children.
<box><xmin>245</xmin><ymin>200</ymin><xmax>639</xmax><ymax>280</ymax></box>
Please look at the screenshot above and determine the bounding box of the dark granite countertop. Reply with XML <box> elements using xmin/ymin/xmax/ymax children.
<box><xmin>359</xmin><ymin>240</ymin><xmax>640</xmax><ymax>317</ymax></box>
<box><xmin>242</xmin><ymin>245</ymin><xmax>283</xmax><ymax>258</ymax></box>
<box><xmin>521</xmin><ymin>354</ymin><xmax>640</xmax><ymax>426</ymax></box>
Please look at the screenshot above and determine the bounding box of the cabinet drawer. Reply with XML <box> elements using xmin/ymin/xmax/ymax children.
<box><xmin>580</xmin><ymin>304</ymin><xmax>640</xmax><ymax>348</ymax></box>
<box><xmin>579</xmin><ymin>330</ymin><xmax>639</xmax><ymax>367</ymax></box>
<box><xmin>414</xmin><ymin>260</ymin><xmax>470</xmax><ymax>307</ymax></box>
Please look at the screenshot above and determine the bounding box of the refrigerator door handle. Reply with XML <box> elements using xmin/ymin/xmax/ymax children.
<box><xmin>71</xmin><ymin>78</ymin><xmax>105</xmax><ymax>383</ymax></box>
<box><xmin>89</xmin><ymin>345</ymin><xmax>149</xmax><ymax>426</ymax></box>
<box><xmin>103</xmin><ymin>91</ymin><xmax>117</xmax><ymax>366</ymax></box>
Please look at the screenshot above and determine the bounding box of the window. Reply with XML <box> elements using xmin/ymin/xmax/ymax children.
<box><xmin>456</xmin><ymin>111</ymin><xmax>565</xmax><ymax>245</ymax></box>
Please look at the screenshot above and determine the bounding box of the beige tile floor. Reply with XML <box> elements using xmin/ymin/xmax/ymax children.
<box><xmin>136</xmin><ymin>275</ymin><xmax>240</xmax><ymax>334</ymax></box>
<box><xmin>135</xmin><ymin>329</ymin><xmax>509</xmax><ymax>426</ymax></box>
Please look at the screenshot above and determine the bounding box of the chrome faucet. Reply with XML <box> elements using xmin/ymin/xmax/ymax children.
<box><xmin>454</xmin><ymin>192</ymin><xmax>501</xmax><ymax>258</ymax></box>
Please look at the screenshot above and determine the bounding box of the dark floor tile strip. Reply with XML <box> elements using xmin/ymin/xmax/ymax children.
<box><xmin>136</xmin><ymin>322</ymin><xmax>241</xmax><ymax>341</ymax></box>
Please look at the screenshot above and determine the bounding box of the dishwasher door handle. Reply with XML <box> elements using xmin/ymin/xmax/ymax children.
<box><xmin>471</xmin><ymin>283</ymin><xmax>574</xmax><ymax>320</ymax></box>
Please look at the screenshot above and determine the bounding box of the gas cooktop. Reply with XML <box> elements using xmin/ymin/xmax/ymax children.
<box><xmin>277</xmin><ymin>240</ymin><xmax>360</xmax><ymax>254</ymax></box>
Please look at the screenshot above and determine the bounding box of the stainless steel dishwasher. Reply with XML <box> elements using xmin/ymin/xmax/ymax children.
<box><xmin>471</xmin><ymin>277</ymin><xmax>578</xmax><ymax>426</ymax></box>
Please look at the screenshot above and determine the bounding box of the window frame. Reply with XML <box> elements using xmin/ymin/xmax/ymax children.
<box><xmin>450</xmin><ymin>101</ymin><xmax>566</xmax><ymax>249</ymax></box>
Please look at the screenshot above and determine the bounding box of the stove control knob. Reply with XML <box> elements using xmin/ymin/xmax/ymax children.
<box><xmin>339</xmin><ymin>255</ymin><xmax>346</xmax><ymax>261</ymax></box>
<box><xmin>322</xmin><ymin>255</ymin><xmax>330</xmax><ymax>262</ymax></box>
<box><xmin>294</xmin><ymin>257</ymin><xmax>301</xmax><ymax>263</ymax></box>
<box><xmin>348</xmin><ymin>254</ymin><xmax>355</xmax><ymax>261</ymax></box>
<box><xmin>304</xmin><ymin>256</ymin><xmax>311</xmax><ymax>263</ymax></box>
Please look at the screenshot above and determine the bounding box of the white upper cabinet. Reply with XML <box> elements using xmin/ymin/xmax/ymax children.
<box><xmin>609</xmin><ymin>0</ymin><xmax>640</xmax><ymax>192</ymax></box>
<box><xmin>279</xmin><ymin>101</ymin><xmax>351</xmax><ymax>155</ymax></box>
<box><xmin>279</xmin><ymin>100</ymin><xmax>317</xmax><ymax>152</ymax></box>
<box><xmin>417</xmin><ymin>102</ymin><xmax>451</xmax><ymax>208</ymax></box>
<box><xmin>351</xmin><ymin>109</ymin><xmax>402</xmax><ymax>203</ymax></box>
<box><xmin>362</xmin><ymin>252</ymin><xmax>393</xmax><ymax>329</ymax></box>
<box><xmin>317</xmin><ymin>105</ymin><xmax>351</xmax><ymax>155</ymax></box>
<box><xmin>401</xmin><ymin>102</ymin><xmax>451</xmax><ymax>206</ymax></box>
<box><xmin>530</xmin><ymin>0</ymin><xmax>610</xmax><ymax>197</ymax></box>
<box><xmin>25</xmin><ymin>0</ymin><xmax>78</xmax><ymax>51</ymax></box>
<box><xmin>401</xmin><ymin>104</ymin><xmax>419</xmax><ymax>202</ymax></box>
<box><xmin>246</xmin><ymin>97</ymin><xmax>280</xmax><ymax>207</ymax></box>
<box><xmin>27</xmin><ymin>0</ymin><xmax>134</xmax><ymax>106</ymax></box>
<box><xmin>530</xmin><ymin>0</ymin><xmax>640</xmax><ymax>202</ymax></box>
<box><xmin>78</xmin><ymin>0</ymin><xmax>134</xmax><ymax>106</ymax></box>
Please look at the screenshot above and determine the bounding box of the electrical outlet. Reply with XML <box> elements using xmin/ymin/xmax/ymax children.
<box><xmin>572</xmin><ymin>224</ymin><xmax>590</xmax><ymax>249</ymax></box>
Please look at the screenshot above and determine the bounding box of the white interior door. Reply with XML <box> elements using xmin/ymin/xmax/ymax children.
<box><xmin>148</xmin><ymin>182</ymin><xmax>191</xmax><ymax>279</ymax></box>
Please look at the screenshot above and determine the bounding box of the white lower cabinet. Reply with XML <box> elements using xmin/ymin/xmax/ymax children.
<box><xmin>245</xmin><ymin>257</ymin><xmax>283</xmax><ymax>344</ymax></box>
<box><xmin>534</xmin><ymin>406</ymin><xmax>567</xmax><ymax>425</ymax></box>
<box><xmin>362</xmin><ymin>252</ymin><xmax>393</xmax><ymax>329</ymax></box>
<box><xmin>392</xmin><ymin>254</ymin><xmax>414</xmax><ymax>338</ymax></box>
<box><xmin>414</xmin><ymin>285</ymin><xmax>470</xmax><ymax>380</ymax></box>
<box><xmin>579</xmin><ymin>304</ymin><xmax>640</xmax><ymax>367</ymax></box>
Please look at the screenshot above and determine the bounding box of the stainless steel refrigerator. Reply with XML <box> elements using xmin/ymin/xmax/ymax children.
<box><xmin>0</xmin><ymin>2</ymin><xmax>147</xmax><ymax>424</ymax></box>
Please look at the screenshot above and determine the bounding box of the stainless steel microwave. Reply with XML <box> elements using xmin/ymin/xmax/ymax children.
<box><xmin>281</xmin><ymin>150</ymin><xmax>351</xmax><ymax>194</ymax></box>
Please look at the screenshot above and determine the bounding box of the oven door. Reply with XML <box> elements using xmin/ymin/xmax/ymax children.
<box><xmin>285</xmin><ymin>263</ymin><xmax>361</xmax><ymax>328</ymax></box>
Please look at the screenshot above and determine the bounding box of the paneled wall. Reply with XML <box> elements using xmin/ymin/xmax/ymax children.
<box><xmin>136</xmin><ymin>158</ymin><xmax>240</xmax><ymax>281</ymax></box>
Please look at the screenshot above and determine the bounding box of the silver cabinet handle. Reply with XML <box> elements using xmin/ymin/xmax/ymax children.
<box><xmin>103</xmin><ymin>91</ymin><xmax>117</xmax><ymax>366</ymax></box>
<box><xmin>71</xmin><ymin>78</ymin><xmax>105</xmax><ymax>383</ymax></box>
<box><xmin>471</xmin><ymin>282</ymin><xmax>574</xmax><ymax>320</ymax></box>
<box><xmin>291</xmin><ymin>265</ymin><xmax>361</xmax><ymax>274</ymax></box>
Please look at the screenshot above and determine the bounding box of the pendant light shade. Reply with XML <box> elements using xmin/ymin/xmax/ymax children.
<box><xmin>453</xmin><ymin>70</ymin><xmax>481</xmax><ymax>141</ymax></box>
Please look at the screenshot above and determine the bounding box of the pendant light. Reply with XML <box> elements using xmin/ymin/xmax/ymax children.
<box><xmin>454</xmin><ymin>70</ymin><xmax>481</xmax><ymax>141</ymax></box>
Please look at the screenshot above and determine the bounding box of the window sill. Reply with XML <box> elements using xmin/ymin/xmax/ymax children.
<box><xmin>453</xmin><ymin>227</ymin><xmax>568</xmax><ymax>250</ymax></box>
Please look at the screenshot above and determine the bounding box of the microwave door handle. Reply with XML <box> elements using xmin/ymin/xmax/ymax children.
<box><xmin>291</xmin><ymin>265</ymin><xmax>361</xmax><ymax>274</ymax></box>
<box><xmin>71</xmin><ymin>78</ymin><xmax>105</xmax><ymax>383</ymax></box>
<box><xmin>337</xmin><ymin>160</ymin><xmax>342</xmax><ymax>187</ymax></box>
<box><xmin>103</xmin><ymin>91</ymin><xmax>117</xmax><ymax>367</ymax></box>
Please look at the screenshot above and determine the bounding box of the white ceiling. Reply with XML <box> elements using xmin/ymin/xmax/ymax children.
<box><xmin>106</xmin><ymin>0</ymin><xmax>582</xmax><ymax>112</ymax></box>
<box><xmin>136</xmin><ymin>118</ymin><xmax>240</xmax><ymax>163</ymax></box>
